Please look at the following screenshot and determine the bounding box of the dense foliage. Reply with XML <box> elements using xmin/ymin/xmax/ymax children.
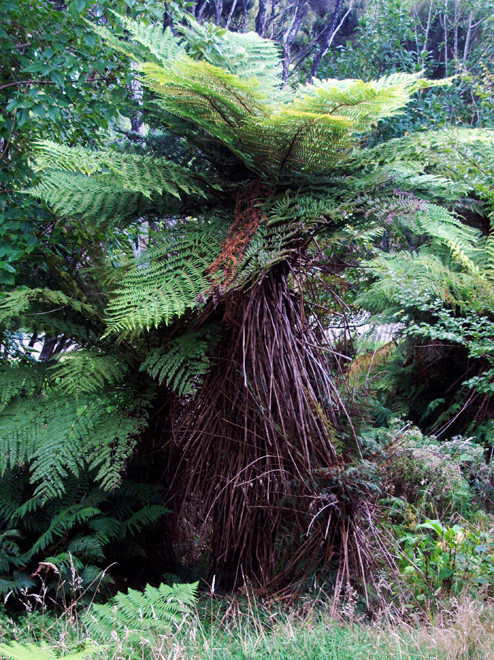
<box><xmin>1</xmin><ymin>3</ymin><xmax>494</xmax><ymax>657</ymax></box>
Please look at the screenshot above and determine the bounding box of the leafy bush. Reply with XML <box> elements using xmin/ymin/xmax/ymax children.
<box><xmin>398</xmin><ymin>518</ymin><xmax>494</xmax><ymax>604</ymax></box>
<box><xmin>361</xmin><ymin>422</ymin><xmax>489</xmax><ymax>517</ymax></box>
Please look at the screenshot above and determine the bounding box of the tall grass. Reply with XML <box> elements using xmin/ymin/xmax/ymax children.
<box><xmin>1</xmin><ymin>590</ymin><xmax>493</xmax><ymax>659</ymax></box>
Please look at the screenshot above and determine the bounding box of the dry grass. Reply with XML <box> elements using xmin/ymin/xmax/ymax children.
<box><xmin>1</xmin><ymin>592</ymin><xmax>494</xmax><ymax>659</ymax></box>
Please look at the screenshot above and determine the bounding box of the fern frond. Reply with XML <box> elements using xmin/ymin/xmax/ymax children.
<box><xmin>414</xmin><ymin>203</ymin><xmax>483</xmax><ymax>274</ymax></box>
<box><xmin>119</xmin><ymin>504</ymin><xmax>168</xmax><ymax>537</ymax></box>
<box><xmin>485</xmin><ymin>231</ymin><xmax>494</xmax><ymax>281</ymax></box>
<box><xmin>26</xmin><ymin>141</ymin><xmax>216</xmax><ymax>224</ymax></box>
<box><xmin>0</xmin><ymin>390</ymin><xmax>149</xmax><ymax>500</ymax></box>
<box><xmin>237</xmin><ymin>73</ymin><xmax>444</xmax><ymax>177</ymax></box>
<box><xmin>0</xmin><ymin>642</ymin><xmax>98</xmax><ymax>660</ymax></box>
<box><xmin>88</xmin><ymin>12</ymin><xmax>183</xmax><ymax>67</ymax></box>
<box><xmin>67</xmin><ymin>535</ymin><xmax>105</xmax><ymax>561</ymax></box>
<box><xmin>140</xmin><ymin>57</ymin><xmax>267</xmax><ymax>163</ymax></box>
<box><xmin>49</xmin><ymin>350</ymin><xmax>130</xmax><ymax>396</ymax></box>
<box><xmin>113</xmin><ymin>12</ymin><xmax>185</xmax><ymax>64</ymax></box>
<box><xmin>358</xmin><ymin>251</ymin><xmax>489</xmax><ymax>313</ymax></box>
<box><xmin>140</xmin><ymin>325</ymin><xmax>219</xmax><ymax>396</ymax></box>
<box><xmin>241</xmin><ymin>110</ymin><xmax>353</xmax><ymax>176</ymax></box>
<box><xmin>86</xmin><ymin>581</ymin><xmax>198</xmax><ymax>641</ymax></box>
<box><xmin>25</xmin><ymin>504</ymin><xmax>102</xmax><ymax>560</ymax></box>
<box><xmin>293</xmin><ymin>73</ymin><xmax>439</xmax><ymax>128</ymax></box>
<box><xmin>0</xmin><ymin>287</ymin><xmax>96</xmax><ymax>326</ymax></box>
<box><xmin>0</xmin><ymin>364</ymin><xmax>45</xmax><ymax>412</ymax></box>
<box><xmin>368</xmin><ymin>128</ymin><xmax>494</xmax><ymax>207</ymax></box>
<box><xmin>86</xmin><ymin>410</ymin><xmax>147</xmax><ymax>491</ymax></box>
<box><xmin>179</xmin><ymin>19</ymin><xmax>285</xmax><ymax>99</ymax></box>
<box><xmin>105</xmin><ymin>220</ymin><xmax>225</xmax><ymax>335</ymax></box>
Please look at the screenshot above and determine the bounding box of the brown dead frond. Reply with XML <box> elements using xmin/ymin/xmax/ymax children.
<box><xmin>207</xmin><ymin>180</ymin><xmax>270</xmax><ymax>286</ymax></box>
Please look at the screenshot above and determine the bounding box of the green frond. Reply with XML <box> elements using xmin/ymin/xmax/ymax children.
<box><xmin>33</xmin><ymin>140</ymin><xmax>213</xmax><ymax>198</ymax></box>
<box><xmin>358</xmin><ymin>251</ymin><xmax>489</xmax><ymax>313</ymax></box>
<box><xmin>105</xmin><ymin>220</ymin><xmax>225</xmax><ymax>336</ymax></box>
<box><xmin>33</xmin><ymin>140</ymin><xmax>105</xmax><ymax>176</ymax></box>
<box><xmin>293</xmin><ymin>73</ymin><xmax>436</xmax><ymax>128</ymax></box>
<box><xmin>240</xmin><ymin>110</ymin><xmax>353</xmax><ymax>176</ymax></box>
<box><xmin>67</xmin><ymin>535</ymin><xmax>105</xmax><ymax>561</ymax></box>
<box><xmin>0</xmin><ymin>642</ymin><xmax>98</xmax><ymax>660</ymax></box>
<box><xmin>0</xmin><ymin>364</ymin><xmax>45</xmax><ymax>412</ymax></box>
<box><xmin>112</xmin><ymin>12</ymin><xmax>184</xmax><ymax>64</ymax></box>
<box><xmin>140</xmin><ymin>57</ymin><xmax>267</xmax><ymax>162</ymax></box>
<box><xmin>86</xmin><ymin>409</ymin><xmax>147</xmax><ymax>492</ymax></box>
<box><xmin>0</xmin><ymin>287</ymin><xmax>96</xmax><ymax>327</ymax></box>
<box><xmin>25</xmin><ymin>503</ymin><xmax>102</xmax><ymax>560</ymax></box>
<box><xmin>49</xmin><ymin>350</ymin><xmax>130</xmax><ymax>396</ymax></box>
<box><xmin>140</xmin><ymin>325</ymin><xmax>219</xmax><ymax>396</ymax></box>
<box><xmin>27</xmin><ymin>170</ymin><xmax>151</xmax><ymax>224</ymax></box>
<box><xmin>26</xmin><ymin>141</ymin><xmax>215</xmax><ymax>224</ymax></box>
<box><xmin>179</xmin><ymin>19</ymin><xmax>285</xmax><ymax>99</ymax></box>
<box><xmin>119</xmin><ymin>504</ymin><xmax>168</xmax><ymax>537</ymax></box>
<box><xmin>0</xmin><ymin>390</ymin><xmax>149</xmax><ymax>501</ymax></box>
<box><xmin>86</xmin><ymin>581</ymin><xmax>198</xmax><ymax>641</ymax></box>
<box><xmin>382</xmin><ymin>165</ymin><xmax>471</xmax><ymax>202</ymax></box>
<box><xmin>238</xmin><ymin>73</ymin><xmax>441</xmax><ymax>177</ymax></box>
<box><xmin>368</xmin><ymin>128</ymin><xmax>494</xmax><ymax>210</ymax></box>
<box><xmin>486</xmin><ymin>232</ymin><xmax>494</xmax><ymax>281</ymax></box>
<box><xmin>88</xmin><ymin>12</ymin><xmax>183</xmax><ymax>67</ymax></box>
<box><xmin>234</xmin><ymin>214</ymin><xmax>305</xmax><ymax>286</ymax></box>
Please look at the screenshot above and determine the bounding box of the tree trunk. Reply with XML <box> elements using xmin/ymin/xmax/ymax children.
<box><xmin>309</xmin><ymin>0</ymin><xmax>346</xmax><ymax>81</ymax></box>
<box><xmin>255</xmin><ymin>0</ymin><xmax>269</xmax><ymax>37</ymax></box>
<box><xmin>161</xmin><ymin>255</ymin><xmax>377</xmax><ymax>592</ymax></box>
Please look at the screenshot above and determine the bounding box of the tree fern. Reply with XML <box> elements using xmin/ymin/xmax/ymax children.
<box><xmin>137</xmin><ymin>58</ymin><xmax>443</xmax><ymax>179</ymax></box>
<box><xmin>16</xmin><ymin>14</ymin><xmax>494</xmax><ymax>595</ymax></box>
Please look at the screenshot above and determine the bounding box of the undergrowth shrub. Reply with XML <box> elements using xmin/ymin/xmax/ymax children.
<box><xmin>397</xmin><ymin>518</ymin><xmax>494</xmax><ymax>605</ymax></box>
<box><xmin>362</xmin><ymin>420</ymin><xmax>494</xmax><ymax>518</ymax></box>
<box><xmin>360</xmin><ymin>420</ymin><xmax>494</xmax><ymax>608</ymax></box>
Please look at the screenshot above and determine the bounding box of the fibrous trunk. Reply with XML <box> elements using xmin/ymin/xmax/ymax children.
<box><xmin>165</xmin><ymin>265</ymin><xmax>374</xmax><ymax>593</ymax></box>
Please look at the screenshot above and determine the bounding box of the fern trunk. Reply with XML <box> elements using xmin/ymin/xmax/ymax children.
<box><xmin>162</xmin><ymin>266</ymin><xmax>373</xmax><ymax>592</ymax></box>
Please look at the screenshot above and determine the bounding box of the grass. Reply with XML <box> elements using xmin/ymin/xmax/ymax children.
<box><xmin>1</xmin><ymin>590</ymin><xmax>494</xmax><ymax>659</ymax></box>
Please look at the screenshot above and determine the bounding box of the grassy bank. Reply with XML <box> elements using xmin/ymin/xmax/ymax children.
<box><xmin>1</xmin><ymin>593</ymin><xmax>493</xmax><ymax>659</ymax></box>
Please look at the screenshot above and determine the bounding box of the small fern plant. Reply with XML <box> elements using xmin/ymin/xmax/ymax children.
<box><xmin>0</xmin><ymin>643</ymin><xmax>99</xmax><ymax>660</ymax></box>
<box><xmin>85</xmin><ymin>581</ymin><xmax>198</xmax><ymax>647</ymax></box>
